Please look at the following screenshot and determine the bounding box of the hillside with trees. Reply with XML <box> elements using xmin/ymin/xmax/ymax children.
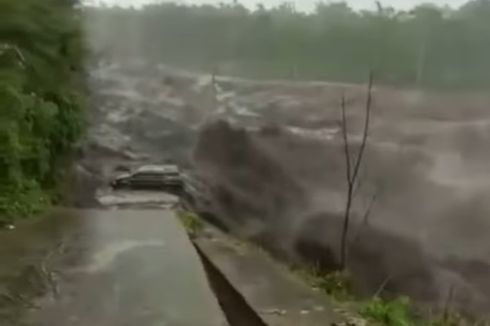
<box><xmin>85</xmin><ymin>0</ymin><xmax>490</xmax><ymax>88</ymax></box>
<box><xmin>0</xmin><ymin>0</ymin><xmax>85</xmax><ymax>222</ymax></box>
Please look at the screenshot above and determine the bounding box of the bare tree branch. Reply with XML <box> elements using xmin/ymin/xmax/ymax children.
<box><xmin>339</xmin><ymin>94</ymin><xmax>354</xmax><ymax>269</ymax></box>
<box><xmin>339</xmin><ymin>73</ymin><xmax>374</xmax><ymax>269</ymax></box>
<box><xmin>340</xmin><ymin>186</ymin><xmax>353</xmax><ymax>269</ymax></box>
<box><xmin>341</xmin><ymin>94</ymin><xmax>352</xmax><ymax>185</ymax></box>
<box><xmin>353</xmin><ymin>161</ymin><xmax>367</xmax><ymax>197</ymax></box>
<box><xmin>353</xmin><ymin>191</ymin><xmax>378</xmax><ymax>243</ymax></box>
<box><xmin>374</xmin><ymin>275</ymin><xmax>391</xmax><ymax>298</ymax></box>
<box><xmin>361</xmin><ymin>191</ymin><xmax>377</xmax><ymax>228</ymax></box>
<box><xmin>351</xmin><ymin>72</ymin><xmax>373</xmax><ymax>185</ymax></box>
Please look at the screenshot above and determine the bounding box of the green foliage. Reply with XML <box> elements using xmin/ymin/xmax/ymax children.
<box><xmin>177</xmin><ymin>210</ymin><xmax>204</xmax><ymax>237</ymax></box>
<box><xmin>293</xmin><ymin>265</ymin><xmax>477</xmax><ymax>326</ymax></box>
<box><xmin>293</xmin><ymin>265</ymin><xmax>353</xmax><ymax>301</ymax></box>
<box><xmin>361</xmin><ymin>297</ymin><xmax>417</xmax><ymax>326</ymax></box>
<box><xmin>0</xmin><ymin>0</ymin><xmax>84</xmax><ymax>222</ymax></box>
<box><xmin>361</xmin><ymin>297</ymin><xmax>476</xmax><ymax>326</ymax></box>
<box><xmin>0</xmin><ymin>181</ymin><xmax>49</xmax><ymax>222</ymax></box>
<box><xmin>360</xmin><ymin>297</ymin><xmax>476</xmax><ymax>326</ymax></box>
<box><xmin>86</xmin><ymin>0</ymin><xmax>490</xmax><ymax>88</ymax></box>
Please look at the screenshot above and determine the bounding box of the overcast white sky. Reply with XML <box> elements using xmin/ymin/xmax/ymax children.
<box><xmin>92</xmin><ymin>0</ymin><xmax>471</xmax><ymax>12</ymax></box>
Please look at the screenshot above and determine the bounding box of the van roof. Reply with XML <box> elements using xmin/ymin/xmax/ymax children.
<box><xmin>135</xmin><ymin>165</ymin><xmax>180</xmax><ymax>174</ymax></box>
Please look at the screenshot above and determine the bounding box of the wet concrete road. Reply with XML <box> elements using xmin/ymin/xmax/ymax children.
<box><xmin>0</xmin><ymin>209</ymin><xmax>227</xmax><ymax>326</ymax></box>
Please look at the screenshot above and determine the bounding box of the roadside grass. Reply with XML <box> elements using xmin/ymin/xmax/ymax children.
<box><xmin>360</xmin><ymin>297</ymin><xmax>476</xmax><ymax>326</ymax></box>
<box><xmin>291</xmin><ymin>264</ymin><xmax>478</xmax><ymax>326</ymax></box>
<box><xmin>291</xmin><ymin>265</ymin><xmax>354</xmax><ymax>302</ymax></box>
<box><xmin>360</xmin><ymin>296</ymin><xmax>418</xmax><ymax>326</ymax></box>
<box><xmin>176</xmin><ymin>210</ymin><xmax>204</xmax><ymax>237</ymax></box>
<box><xmin>0</xmin><ymin>182</ymin><xmax>50</xmax><ymax>225</ymax></box>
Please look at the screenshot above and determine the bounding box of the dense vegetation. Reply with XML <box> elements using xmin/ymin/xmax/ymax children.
<box><xmin>86</xmin><ymin>0</ymin><xmax>490</xmax><ymax>88</ymax></box>
<box><xmin>0</xmin><ymin>0</ymin><xmax>84</xmax><ymax>222</ymax></box>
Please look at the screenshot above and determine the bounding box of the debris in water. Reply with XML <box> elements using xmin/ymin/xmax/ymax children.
<box><xmin>261</xmin><ymin>308</ymin><xmax>287</xmax><ymax>316</ymax></box>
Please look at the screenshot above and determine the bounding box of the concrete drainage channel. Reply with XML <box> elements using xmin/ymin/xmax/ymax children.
<box><xmin>190</xmin><ymin>222</ymin><xmax>344</xmax><ymax>326</ymax></box>
<box><xmin>194</xmin><ymin>243</ymin><xmax>269</xmax><ymax>326</ymax></box>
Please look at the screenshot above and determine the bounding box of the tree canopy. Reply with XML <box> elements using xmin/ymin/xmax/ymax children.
<box><xmin>0</xmin><ymin>0</ymin><xmax>84</xmax><ymax>220</ymax></box>
<box><xmin>85</xmin><ymin>0</ymin><xmax>490</xmax><ymax>88</ymax></box>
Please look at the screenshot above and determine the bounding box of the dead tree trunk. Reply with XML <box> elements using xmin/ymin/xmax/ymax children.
<box><xmin>339</xmin><ymin>73</ymin><xmax>374</xmax><ymax>269</ymax></box>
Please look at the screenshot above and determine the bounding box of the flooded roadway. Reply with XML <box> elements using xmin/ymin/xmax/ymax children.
<box><xmin>0</xmin><ymin>209</ymin><xmax>227</xmax><ymax>326</ymax></box>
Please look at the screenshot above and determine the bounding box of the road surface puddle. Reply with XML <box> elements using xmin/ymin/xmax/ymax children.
<box><xmin>83</xmin><ymin>240</ymin><xmax>166</xmax><ymax>273</ymax></box>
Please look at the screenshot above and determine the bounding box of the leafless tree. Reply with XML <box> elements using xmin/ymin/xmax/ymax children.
<box><xmin>353</xmin><ymin>190</ymin><xmax>378</xmax><ymax>243</ymax></box>
<box><xmin>339</xmin><ymin>72</ymin><xmax>374</xmax><ymax>269</ymax></box>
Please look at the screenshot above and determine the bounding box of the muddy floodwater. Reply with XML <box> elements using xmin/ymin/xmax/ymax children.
<box><xmin>75</xmin><ymin>61</ymin><xmax>490</xmax><ymax>316</ymax></box>
<box><xmin>0</xmin><ymin>209</ymin><xmax>226</xmax><ymax>326</ymax></box>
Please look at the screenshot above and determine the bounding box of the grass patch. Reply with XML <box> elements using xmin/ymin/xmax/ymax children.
<box><xmin>361</xmin><ymin>296</ymin><xmax>417</xmax><ymax>326</ymax></box>
<box><xmin>291</xmin><ymin>265</ymin><xmax>478</xmax><ymax>326</ymax></box>
<box><xmin>0</xmin><ymin>181</ymin><xmax>50</xmax><ymax>224</ymax></box>
<box><xmin>361</xmin><ymin>296</ymin><xmax>476</xmax><ymax>326</ymax></box>
<box><xmin>292</xmin><ymin>265</ymin><xmax>353</xmax><ymax>301</ymax></box>
<box><xmin>177</xmin><ymin>210</ymin><xmax>204</xmax><ymax>237</ymax></box>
